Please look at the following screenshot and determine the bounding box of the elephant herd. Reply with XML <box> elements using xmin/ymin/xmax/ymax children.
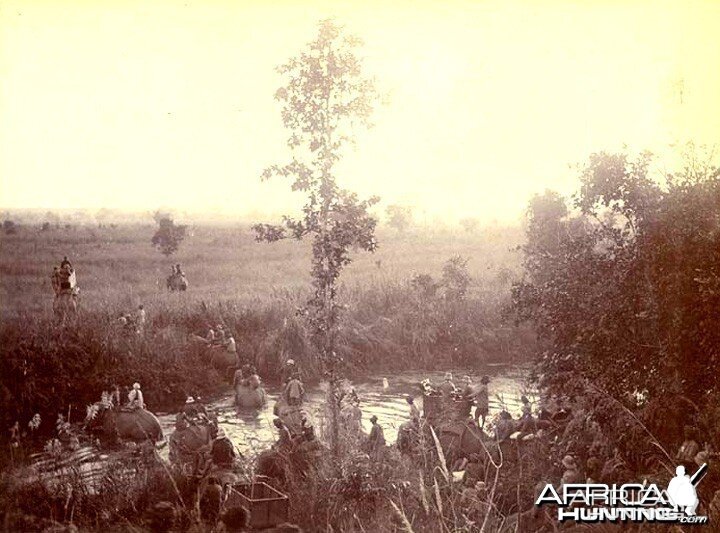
<box><xmin>85</xmin><ymin>402</ymin><xmax>240</xmax><ymax>480</ymax></box>
<box><xmin>83</xmin><ymin>392</ymin><xmax>562</xmax><ymax>493</ymax></box>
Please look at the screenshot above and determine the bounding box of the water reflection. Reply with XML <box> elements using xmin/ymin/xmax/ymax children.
<box><xmin>157</xmin><ymin>365</ymin><xmax>531</xmax><ymax>457</ymax></box>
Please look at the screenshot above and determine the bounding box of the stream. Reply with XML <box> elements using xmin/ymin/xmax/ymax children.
<box><xmin>156</xmin><ymin>364</ymin><xmax>533</xmax><ymax>457</ymax></box>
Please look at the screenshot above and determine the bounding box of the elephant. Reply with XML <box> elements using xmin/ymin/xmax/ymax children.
<box><xmin>435</xmin><ymin>420</ymin><xmax>498</xmax><ymax>466</ymax></box>
<box><xmin>256</xmin><ymin>439</ymin><xmax>326</xmax><ymax>485</ymax></box>
<box><xmin>53</xmin><ymin>292</ymin><xmax>78</xmax><ymax>321</ymax></box>
<box><xmin>235</xmin><ymin>382</ymin><xmax>267</xmax><ymax>409</ymax></box>
<box><xmin>168</xmin><ymin>419</ymin><xmax>216</xmax><ymax>476</ymax></box>
<box><xmin>272</xmin><ymin>398</ymin><xmax>306</xmax><ymax>436</ymax></box>
<box><xmin>85</xmin><ymin>404</ymin><xmax>163</xmax><ymax>443</ymax></box>
<box><xmin>209</xmin><ymin>349</ymin><xmax>238</xmax><ymax>372</ymax></box>
<box><xmin>397</xmin><ymin>421</ymin><xmax>421</xmax><ymax>456</ymax></box>
<box><xmin>257</xmin><ymin>448</ymin><xmax>287</xmax><ymax>483</ymax></box>
<box><xmin>167</xmin><ymin>273</ymin><xmax>188</xmax><ymax>291</ymax></box>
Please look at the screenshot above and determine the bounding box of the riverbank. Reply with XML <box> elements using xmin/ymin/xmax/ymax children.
<box><xmin>4</xmin><ymin>382</ymin><xmax>718</xmax><ymax>532</ymax></box>
<box><xmin>0</xmin><ymin>281</ymin><xmax>534</xmax><ymax>448</ymax></box>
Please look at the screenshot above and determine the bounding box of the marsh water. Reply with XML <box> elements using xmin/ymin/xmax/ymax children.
<box><xmin>157</xmin><ymin>364</ymin><xmax>532</xmax><ymax>457</ymax></box>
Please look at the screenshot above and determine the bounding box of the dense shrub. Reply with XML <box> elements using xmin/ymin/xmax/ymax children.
<box><xmin>512</xmin><ymin>147</ymin><xmax>720</xmax><ymax>454</ymax></box>
<box><xmin>0</xmin><ymin>312</ymin><xmax>225</xmax><ymax>442</ymax></box>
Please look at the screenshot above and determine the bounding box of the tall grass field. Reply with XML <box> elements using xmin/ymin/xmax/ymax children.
<box><xmin>0</xmin><ymin>222</ymin><xmax>534</xmax><ymax>440</ymax></box>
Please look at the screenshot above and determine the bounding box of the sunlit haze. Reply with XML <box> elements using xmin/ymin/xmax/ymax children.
<box><xmin>1</xmin><ymin>0</ymin><xmax>719</xmax><ymax>224</ymax></box>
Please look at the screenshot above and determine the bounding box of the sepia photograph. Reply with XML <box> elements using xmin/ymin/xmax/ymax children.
<box><xmin>1</xmin><ymin>1</ymin><xmax>719</xmax><ymax>531</ymax></box>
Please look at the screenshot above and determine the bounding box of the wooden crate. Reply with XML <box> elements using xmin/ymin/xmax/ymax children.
<box><xmin>226</xmin><ymin>481</ymin><xmax>289</xmax><ymax>529</ymax></box>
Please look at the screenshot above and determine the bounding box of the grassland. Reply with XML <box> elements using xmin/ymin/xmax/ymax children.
<box><xmin>0</xmin><ymin>222</ymin><xmax>523</xmax><ymax>319</ymax></box>
<box><xmin>0</xmin><ymin>222</ymin><xmax>533</xmax><ymax>443</ymax></box>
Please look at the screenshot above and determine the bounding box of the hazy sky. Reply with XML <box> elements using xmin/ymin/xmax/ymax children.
<box><xmin>1</xmin><ymin>0</ymin><xmax>718</xmax><ymax>223</ymax></box>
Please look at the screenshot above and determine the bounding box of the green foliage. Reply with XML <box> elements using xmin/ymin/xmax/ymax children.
<box><xmin>151</xmin><ymin>213</ymin><xmax>186</xmax><ymax>256</ymax></box>
<box><xmin>253</xmin><ymin>19</ymin><xmax>380</xmax><ymax>365</ymax></box>
<box><xmin>513</xmin><ymin>147</ymin><xmax>720</xmax><ymax>415</ymax></box>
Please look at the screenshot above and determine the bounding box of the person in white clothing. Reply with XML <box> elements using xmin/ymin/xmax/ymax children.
<box><xmin>127</xmin><ymin>382</ymin><xmax>145</xmax><ymax>410</ymax></box>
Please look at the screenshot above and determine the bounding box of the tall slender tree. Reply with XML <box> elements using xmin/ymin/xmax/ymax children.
<box><xmin>253</xmin><ymin>20</ymin><xmax>380</xmax><ymax>452</ymax></box>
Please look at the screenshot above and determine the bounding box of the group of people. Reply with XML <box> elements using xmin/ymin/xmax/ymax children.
<box><xmin>170</xmin><ymin>264</ymin><xmax>185</xmax><ymax>277</ymax></box>
<box><xmin>50</xmin><ymin>256</ymin><xmax>77</xmax><ymax>296</ymax></box>
<box><xmin>408</xmin><ymin>373</ymin><xmax>558</xmax><ymax>444</ymax></box>
<box><xmin>117</xmin><ymin>304</ymin><xmax>147</xmax><ymax>333</ymax></box>
<box><xmin>99</xmin><ymin>382</ymin><xmax>146</xmax><ymax>410</ymax></box>
<box><xmin>232</xmin><ymin>363</ymin><xmax>262</xmax><ymax>389</ymax></box>
<box><xmin>270</xmin><ymin>360</ymin><xmax>309</xmax><ymax>446</ymax></box>
<box><xmin>272</xmin><ymin>416</ymin><xmax>317</xmax><ymax>452</ymax></box>
<box><xmin>205</xmin><ymin>324</ymin><xmax>237</xmax><ymax>354</ymax></box>
<box><xmin>420</xmin><ymin>372</ymin><xmax>491</xmax><ymax>427</ymax></box>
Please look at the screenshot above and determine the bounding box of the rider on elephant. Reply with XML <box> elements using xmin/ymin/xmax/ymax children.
<box><xmin>212</xmin><ymin>327</ymin><xmax>226</xmax><ymax>349</ymax></box>
<box><xmin>136</xmin><ymin>305</ymin><xmax>146</xmax><ymax>332</ymax></box>
<box><xmin>111</xmin><ymin>385</ymin><xmax>121</xmax><ymax>407</ymax></box>
<box><xmin>438</xmin><ymin>373</ymin><xmax>456</xmax><ymax>396</ymax></box>
<box><xmin>127</xmin><ymin>382</ymin><xmax>145</xmax><ymax>409</ymax></box>
<box><xmin>232</xmin><ymin>368</ymin><xmax>245</xmax><ymax>388</ymax></box>
<box><xmin>86</xmin><ymin>395</ymin><xmax>163</xmax><ymax>443</ymax></box>
<box><xmin>205</xmin><ymin>325</ymin><xmax>216</xmax><ymax>344</ymax></box>
<box><xmin>224</xmin><ymin>333</ymin><xmax>237</xmax><ymax>356</ymax></box>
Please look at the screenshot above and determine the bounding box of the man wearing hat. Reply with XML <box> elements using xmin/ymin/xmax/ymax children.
<box><xmin>183</xmin><ymin>396</ymin><xmax>199</xmax><ymax>417</ymax></box>
<box><xmin>367</xmin><ymin>415</ymin><xmax>385</xmax><ymax>459</ymax></box>
<box><xmin>284</xmin><ymin>372</ymin><xmax>305</xmax><ymax>407</ymax></box>
<box><xmin>281</xmin><ymin>358</ymin><xmax>298</xmax><ymax>384</ymax></box>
